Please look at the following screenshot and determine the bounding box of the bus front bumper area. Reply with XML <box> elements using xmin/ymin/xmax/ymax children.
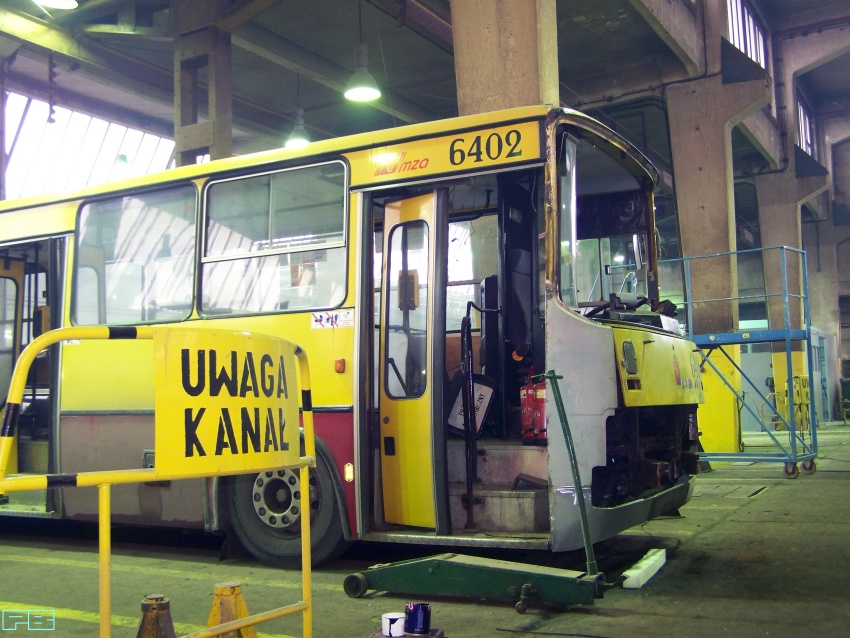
<box><xmin>550</xmin><ymin>475</ymin><xmax>694</xmax><ymax>553</ymax></box>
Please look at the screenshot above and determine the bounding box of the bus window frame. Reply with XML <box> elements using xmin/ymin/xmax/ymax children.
<box><xmin>71</xmin><ymin>182</ymin><xmax>200</xmax><ymax>327</ymax></box>
<box><xmin>550</xmin><ymin>117</ymin><xmax>659</xmax><ymax>313</ymax></box>
<box><xmin>199</xmin><ymin>159</ymin><xmax>350</xmax><ymax>318</ymax></box>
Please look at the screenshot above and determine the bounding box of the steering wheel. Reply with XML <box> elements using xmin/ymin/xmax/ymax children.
<box><xmin>585</xmin><ymin>302</ymin><xmax>611</xmax><ymax>318</ymax></box>
<box><xmin>585</xmin><ymin>295</ymin><xmax>650</xmax><ymax>318</ymax></box>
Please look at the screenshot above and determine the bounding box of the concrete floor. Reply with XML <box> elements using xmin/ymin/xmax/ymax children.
<box><xmin>1</xmin><ymin>422</ymin><xmax>848</xmax><ymax>637</ymax></box>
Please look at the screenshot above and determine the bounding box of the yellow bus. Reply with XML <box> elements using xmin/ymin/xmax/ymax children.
<box><xmin>0</xmin><ymin>105</ymin><xmax>703</xmax><ymax>566</ymax></box>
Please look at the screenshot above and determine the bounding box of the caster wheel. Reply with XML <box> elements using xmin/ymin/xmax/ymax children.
<box><xmin>343</xmin><ymin>573</ymin><xmax>369</xmax><ymax>598</ymax></box>
<box><xmin>783</xmin><ymin>463</ymin><xmax>799</xmax><ymax>479</ymax></box>
<box><xmin>515</xmin><ymin>601</ymin><xmax>527</xmax><ymax>614</ymax></box>
<box><xmin>801</xmin><ymin>460</ymin><xmax>816</xmax><ymax>475</ymax></box>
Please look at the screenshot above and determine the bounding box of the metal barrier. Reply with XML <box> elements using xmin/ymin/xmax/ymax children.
<box><xmin>0</xmin><ymin>326</ymin><xmax>315</xmax><ymax>638</ymax></box>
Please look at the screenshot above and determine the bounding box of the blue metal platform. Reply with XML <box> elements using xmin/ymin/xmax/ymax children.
<box><xmin>665</xmin><ymin>246</ymin><xmax>818</xmax><ymax>476</ymax></box>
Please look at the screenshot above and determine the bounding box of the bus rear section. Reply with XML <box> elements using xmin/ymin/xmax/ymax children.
<box><xmin>359</xmin><ymin>111</ymin><xmax>704</xmax><ymax>552</ymax></box>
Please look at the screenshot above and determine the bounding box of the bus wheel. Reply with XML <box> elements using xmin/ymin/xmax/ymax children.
<box><xmin>225</xmin><ymin>450</ymin><xmax>349</xmax><ymax>567</ymax></box>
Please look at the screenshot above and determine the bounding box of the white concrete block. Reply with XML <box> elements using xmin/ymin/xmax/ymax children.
<box><xmin>622</xmin><ymin>548</ymin><xmax>667</xmax><ymax>589</ymax></box>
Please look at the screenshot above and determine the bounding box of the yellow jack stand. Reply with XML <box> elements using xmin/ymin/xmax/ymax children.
<box><xmin>135</xmin><ymin>594</ymin><xmax>177</xmax><ymax>638</ymax></box>
<box><xmin>207</xmin><ymin>582</ymin><xmax>257</xmax><ymax>638</ymax></box>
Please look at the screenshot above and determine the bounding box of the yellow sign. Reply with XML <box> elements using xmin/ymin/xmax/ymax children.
<box><xmin>153</xmin><ymin>329</ymin><xmax>301</xmax><ymax>476</ymax></box>
<box><xmin>347</xmin><ymin>120</ymin><xmax>542</xmax><ymax>187</ymax></box>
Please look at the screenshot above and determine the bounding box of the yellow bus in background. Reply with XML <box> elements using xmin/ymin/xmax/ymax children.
<box><xmin>0</xmin><ymin>106</ymin><xmax>703</xmax><ymax>566</ymax></box>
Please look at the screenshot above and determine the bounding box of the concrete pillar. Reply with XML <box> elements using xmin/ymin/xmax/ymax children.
<box><xmin>666</xmin><ymin>73</ymin><xmax>771</xmax><ymax>333</ymax></box>
<box><xmin>666</xmin><ymin>69</ymin><xmax>769</xmax><ymax>453</ymax></box>
<box><xmin>753</xmin><ymin>27</ymin><xmax>848</xmax><ymax>421</ymax></box>
<box><xmin>450</xmin><ymin>0</ymin><xmax>558</xmax><ymax>115</ymax></box>
<box><xmin>664</xmin><ymin>3</ymin><xmax>770</xmax><ymax>453</ymax></box>
<box><xmin>754</xmin><ymin>172</ymin><xmax>826</xmax><ymax>329</ymax></box>
<box><xmin>173</xmin><ymin>27</ymin><xmax>233</xmax><ymax>165</ymax></box>
<box><xmin>812</xmin><ymin>120</ymin><xmax>850</xmax><ymax>415</ymax></box>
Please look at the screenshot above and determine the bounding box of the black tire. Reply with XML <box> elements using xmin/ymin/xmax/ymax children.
<box><xmin>225</xmin><ymin>446</ymin><xmax>350</xmax><ymax>568</ymax></box>
<box><xmin>343</xmin><ymin>573</ymin><xmax>369</xmax><ymax>598</ymax></box>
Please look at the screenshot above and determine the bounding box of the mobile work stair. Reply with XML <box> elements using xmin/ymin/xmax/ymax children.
<box><xmin>667</xmin><ymin>246</ymin><xmax>818</xmax><ymax>477</ymax></box>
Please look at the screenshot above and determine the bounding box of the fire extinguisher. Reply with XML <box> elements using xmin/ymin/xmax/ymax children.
<box><xmin>520</xmin><ymin>368</ymin><xmax>547</xmax><ymax>446</ymax></box>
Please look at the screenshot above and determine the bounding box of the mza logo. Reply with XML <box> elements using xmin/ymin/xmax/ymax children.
<box><xmin>374</xmin><ymin>152</ymin><xmax>430</xmax><ymax>176</ymax></box>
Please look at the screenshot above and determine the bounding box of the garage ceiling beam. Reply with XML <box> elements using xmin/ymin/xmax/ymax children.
<box><xmin>368</xmin><ymin>0</ymin><xmax>453</xmax><ymax>54</ymax></box>
<box><xmin>0</xmin><ymin>7</ymin><xmax>318</xmax><ymax>142</ymax></box>
<box><xmin>232</xmin><ymin>22</ymin><xmax>437</xmax><ymax>123</ymax></box>
<box><xmin>57</xmin><ymin>0</ymin><xmax>169</xmax><ymax>26</ymax></box>
<box><xmin>66</xmin><ymin>3</ymin><xmax>437</xmax><ymax>125</ymax></box>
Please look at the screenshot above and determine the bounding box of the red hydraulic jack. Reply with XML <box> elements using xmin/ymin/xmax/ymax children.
<box><xmin>344</xmin><ymin>371</ymin><xmax>622</xmax><ymax>612</ymax></box>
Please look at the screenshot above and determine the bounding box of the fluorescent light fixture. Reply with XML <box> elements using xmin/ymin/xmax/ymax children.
<box><xmin>35</xmin><ymin>0</ymin><xmax>78</xmax><ymax>9</ymax></box>
<box><xmin>613</xmin><ymin>254</ymin><xmax>626</xmax><ymax>263</ymax></box>
<box><xmin>345</xmin><ymin>43</ymin><xmax>381</xmax><ymax>102</ymax></box>
<box><xmin>285</xmin><ymin>108</ymin><xmax>310</xmax><ymax>149</ymax></box>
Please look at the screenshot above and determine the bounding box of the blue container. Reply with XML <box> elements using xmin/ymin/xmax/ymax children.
<box><xmin>404</xmin><ymin>602</ymin><xmax>431</xmax><ymax>635</ymax></box>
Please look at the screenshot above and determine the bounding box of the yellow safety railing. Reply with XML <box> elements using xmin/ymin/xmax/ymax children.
<box><xmin>0</xmin><ymin>326</ymin><xmax>314</xmax><ymax>638</ymax></box>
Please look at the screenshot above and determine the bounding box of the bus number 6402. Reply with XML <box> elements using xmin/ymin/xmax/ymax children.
<box><xmin>449</xmin><ymin>129</ymin><xmax>522</xmax><ymax>165</ymax></box>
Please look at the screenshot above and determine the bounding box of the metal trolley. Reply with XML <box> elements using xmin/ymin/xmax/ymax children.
<box><xmin>665</xmin><ymin>246</ymin><xmax>818</xmax><ymax>477</ymax></box>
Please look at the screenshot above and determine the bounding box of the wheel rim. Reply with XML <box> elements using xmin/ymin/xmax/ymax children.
<box><xmin>251</xmin><ymin>469</ymin><xmax>321</xmax><ymax>534</ymax></box>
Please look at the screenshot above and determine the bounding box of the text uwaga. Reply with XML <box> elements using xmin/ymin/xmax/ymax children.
<box><xmin>180</xmin><ymin>349</ymin><xmax>291</xmax><ymax>457</ymax></box>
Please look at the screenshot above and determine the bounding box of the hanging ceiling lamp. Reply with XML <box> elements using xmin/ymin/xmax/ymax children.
<box><xmin>286</xmin><ymin>108</ymin><xmax>310</xmax><ymax>149</ymax></box>
<box><xmin>285</xmin><ymin>76</ymin><xmax>310</xmax><ymax>149</ymax></box>
<box><xmin>344</xmin><ymin>1</ymin><xmax>381</xmax><ymax>102</ymax></box>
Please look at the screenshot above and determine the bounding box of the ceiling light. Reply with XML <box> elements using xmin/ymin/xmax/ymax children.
<box><xmin>285</xmin><ymin>108</ymin><xmax>310</xmax><ymax>150</ymax></box>
<box><xmin>345</xmin><ymin>43</ymin><xmax>381</xmax><ymax>102</ymax></box>
<box><xmin>344</xmin><ymin>1</ymin><xmax>381</xmax><ymax>102</ymax></box>
<box><xmin>35</xmin><ymin>0</ymin><xmax>78</xmax><ymax>9</ymax></box>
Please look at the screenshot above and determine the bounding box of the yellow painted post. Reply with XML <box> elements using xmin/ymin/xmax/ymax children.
<box><xmin>206</xmin><ymin>583</ymin><xmax>256</xmax><ymax>638</ymax></box>
<box><xmin>698</xmin><ymin>346</ymin><xmax>743</xmax><ymax>452</ymax></box>
<box><xmin>99</xmin><ymin>483</ymin><xmax>111</xmax><ymax>638</ymax></box>
<box><xmin>296</xmin><ymin>348</ymin><xmax>314</xmax><ymax>638</ymax></box>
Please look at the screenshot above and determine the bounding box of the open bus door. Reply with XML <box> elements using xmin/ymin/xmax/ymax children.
<box><xmin>0</xmin><ymin>258</ymin><xmax>25</xmax><ymax>477</ymax></box>
<box><xmin>0</xmin><ymin>239</ymin><xmax>60</xmax><ymax>517</ymax></box>
<box><xmin>378</xmin><ymin>190</ymin><xmax>450</xmax><ymax>532</ymax></box>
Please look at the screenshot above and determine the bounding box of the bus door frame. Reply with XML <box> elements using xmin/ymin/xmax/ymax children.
<box><xmin>375</xmin><ymin>188</ymin><xmax>450</xmax><ymax>533</ymax></box>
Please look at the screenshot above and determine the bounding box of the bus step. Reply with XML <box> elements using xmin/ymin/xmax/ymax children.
<box><xmin>0</xmin><ymin>488</ymin><xmax>48</xmax><ymax>514</ymax></box>
<box><xmin>448</xmin><ymin>483</ymin><xmax>549</xmax><ymax>533</ymax></box>
<box><xmin>343</xmin><ymin>553</ymin><xmax>605</xmax><ymax>612</ymax></box>
<box><xmin>446</xmin><ymin>440</ymin><xmax>547</xmax><ymax>484</ymax></box>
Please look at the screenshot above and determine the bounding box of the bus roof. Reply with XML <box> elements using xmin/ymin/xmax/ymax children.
<box><xmin>0</xmin><ymin>105</ymin><xmax>648</xmax><ymax>212</ymax></box>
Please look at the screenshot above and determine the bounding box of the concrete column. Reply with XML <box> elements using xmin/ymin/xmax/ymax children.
<box><xmin>666</xmin><ymin>74</ymin><xmax>770</xmax><ymax>333</ymax></box>
<box><xmin>450</xmin><ymin>0</ymin><xmax>558</xmax><ymax>115</ymax></box>
<box><xmin>174</xmin><ymin>27</ymin><xmax>233</xmax><ymax>165</ymax></box>
<box><xmin>754</xmin><ymin>172</ymin><xmax>826</xmax><ymax>328</ymax></box>
<box><xmin>752</xmin><ymin>27</ymin><xmax>848</xmax><ymax>422</ymax></box>
<box><xmin>812</xmin><ymin>120</ymin><xmax>850</xmax><ymax>415</ymax></box>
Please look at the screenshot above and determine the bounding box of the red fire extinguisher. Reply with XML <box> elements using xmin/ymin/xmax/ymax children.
<box><xmin>520</xmin><ymin>368</ymin><xmax>546</xmax><ymax>445</ymax></box>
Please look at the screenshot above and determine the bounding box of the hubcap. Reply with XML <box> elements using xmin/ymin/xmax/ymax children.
<box><xmin>251</xmin><ymin>469</ymin><xmax>320</xmax><ymax>532</ymax></box>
